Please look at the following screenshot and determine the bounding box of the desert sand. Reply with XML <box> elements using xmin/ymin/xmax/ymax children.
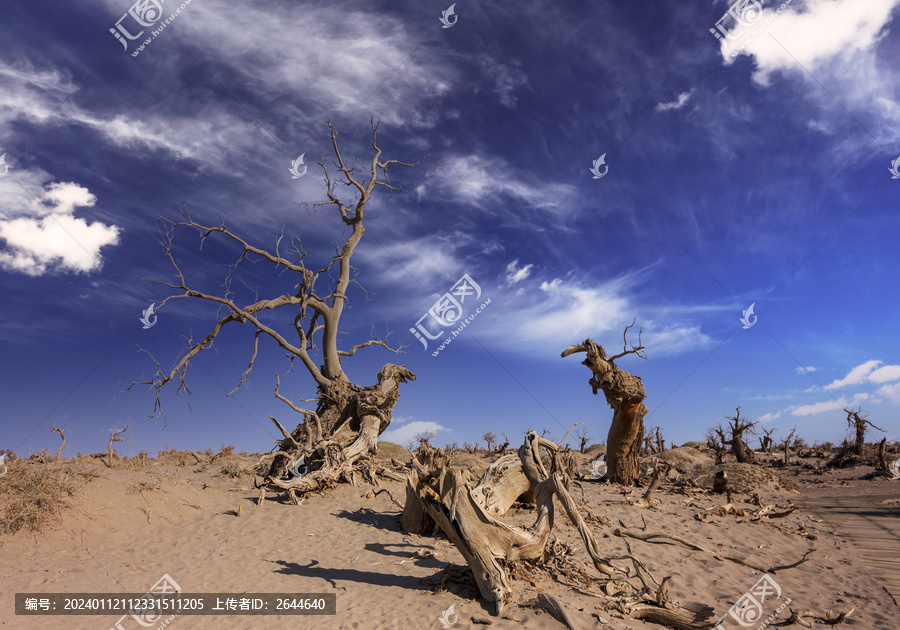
<box><xmin>1</xmin><ymin>445</ymin><xmax>898</xmax><ymax>630</ymax></box>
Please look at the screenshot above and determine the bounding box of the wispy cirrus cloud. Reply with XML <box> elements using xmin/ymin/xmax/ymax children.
<box><xmin>414</xmin><ymin>154</ymin><xmax>576</xmax><ymax>213</ymax></box>
<box><xmin>655</xmin><ymin>90</ymin><xmax>693</xmax><ymax>112</ymax></box>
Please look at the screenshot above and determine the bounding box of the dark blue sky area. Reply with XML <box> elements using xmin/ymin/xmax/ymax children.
<box><xmin>1</xmin><ymin>0</ymin><xmax>899</xmax><ymax>456</ymax></box>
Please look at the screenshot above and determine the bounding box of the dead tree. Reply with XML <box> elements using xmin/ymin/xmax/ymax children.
<box><xmin>498</xmin><ymin>434</ymin><xmax>510</xmax><ymax>452</ymax></box>
<box><xmin>562</xmin><ymin>322</ymin><xmax>648</xmax><ymax>484</ymax></box>
<box><xmin>727</xmin><ymin>407</ymin><xmax>756</xmax><ymax>464</ymax></box>
<box><xmin>706</xmin><ymin>425</ymin><xmax>727</xmax><ymax>465</ymax></box>
<box><xmin>107</xmin><ymin>424</ymin><xmax>131</xmax><ymax>467</ymax></box>
<box><xmin>405</xmin><ymin>431</ymin><xmax>714</xmax><ymax>627</ymax></box>
<box><xmin>575</xmin><ymin>428</ymin><xmax>590</xmax><ymax>453</ymax></box>
<box><xmin>783</xmin><ymin>427</ymin><xmax>797</xmax><ymax>465</ymax></box>
<box><xmin>132</xmin><ymin>122</ymin><xmax>417</xmax><ymax>501</ymax></box>
<box><xmin>655</xmin><ymin>426</ymin><xmax>665</xmax><ymax>452</ymax></box>
<box><xmin>876</xmin><ymin>438</ymin><xmax>890</xmax><ymax>476</ymax></box>
<box><xmin>50</xmin><ymin>426</ymin><xmax>67</xmax><ymax>462</ymax></box>
<box><xmin>844</xmin><ymin>407</ymin><xmax>883</xmax><ymax>456</ymax></box>
<box><xmin>482</xmin><ymin>432</ymin><xmax>497</xmax><ymax>453</ymax></box>
<box><xmin>760</xmin><ymin>427</ymin><xmax>776</xmax><ymax>454</ymax></box>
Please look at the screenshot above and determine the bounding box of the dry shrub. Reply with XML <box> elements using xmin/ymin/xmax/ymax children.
<box><xmin>219</xmin><ymin>445</ymin><xmax>235</xmax><ymax>456</ymax></box>
<box><xmin>127</xmin><ymin>479</ymin><xmax>162</xmax><ymax>494</ymax></box>
<box><xmin>0</xmin><ymin>462</ymin><xmax>92</xmax><ymax>535</ymax></box>
<box><xmin>157</xmin><ymin>450</ymin><xmax>202</xmax><ymax>466</ymax></box>
<box><xmin>221</xmin><ymin>461</ymin><xmax>249</xmax><ymax>478</ymax></box>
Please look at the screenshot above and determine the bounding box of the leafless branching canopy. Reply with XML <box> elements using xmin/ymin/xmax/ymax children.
<box><xmin>131</xmin><ymin>122</ymin><xmax>418</xmax><ymax>499</ymax></box>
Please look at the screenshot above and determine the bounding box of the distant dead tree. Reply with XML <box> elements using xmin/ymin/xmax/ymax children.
<box><xmin>782</xmin><ymin>427</ymin><xmax>797</xmax><ymax>465</ymax></box>
<box><xmin>482</xmin><ymin>432</ymin><xmax>497</xmax><ymax>452</ymax></box>
<box><xmin>107</xmin><ymin>424</ymin><xmax>131</xmax><ymax>467</ymax></box>
<box><xmin>50</xmin><ymin>426</ymin><xmax>67</xmax><ymax>462</ymax></box>
<box><xmin>844</xmin><ymin>407</ymin><xmax>883</xmax><ymax>456</ymax></box>
<box><xmin>562</xmin><ymin>322</ymin><xmax>648</xmax><ymax>484</ymax></box>
<box><xmin>498</xmin><ymin>434</ymin><xmax>510</xmax><ymax>452</ymax></box>
<box><xmin>706</xmin><ymin>425</ymin><xmax>728</xmax><ymax>465</ymax></box>
<box><xmin>655</xmin><ymin>426</ymin><xmax>666</xmax><ymax>452</ymax></box>
<box><xmin>727</xmin><ymin>407</ymin><xmax>756</xmax><ymax>464</ymax></box>
<box><xmin>760</xmin><ymin>427</ymin><xmax>776</xmax><ymax>454</ymax></box>
<box><xmin>643</xmin><ymin>427</ymin><xmax>658</xmax><ymax>454</ymax></box>
<box><xmin>132</xmin><ymin>122</ymin><xmax>417</xmax><ymax>502</ymax></box>
<box><xmin>575</xmin><ymin>428</ymin><xmax>590</xmax><ymax>453</ymax></box>
<box><xmin>876</xmin><ymin>437</ymin><xmax>890</xmax><ymax>476</ymax></box>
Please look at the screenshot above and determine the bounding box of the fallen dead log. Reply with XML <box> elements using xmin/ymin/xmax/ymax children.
<box><xmin>405</xmin><ymin>431</ymin><xmax>715</xmax><ymax>624</ymax></box>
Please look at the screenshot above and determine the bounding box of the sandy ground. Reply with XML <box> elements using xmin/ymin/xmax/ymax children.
<box><xmin>1</xmin><ymin>450</ymin><xmax>898</xmax><ymax>630</ymax></box>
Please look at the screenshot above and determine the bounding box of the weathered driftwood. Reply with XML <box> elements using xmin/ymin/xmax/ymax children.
<box><xmin>405</xmin><ymin>431</ymin><xmax>719</xmax><ymax>628</ymax></box>
<box><xmin>471</xmin><ymin>453</ymin><xmax>533</xmax><ymax>516</ymax></box>
<box><xmin>407</xmin><ymin>432</ymin><xmax>631</xmax><ymax>615</ymax></box>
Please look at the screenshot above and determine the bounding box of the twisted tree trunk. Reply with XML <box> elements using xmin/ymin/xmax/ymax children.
<box><xmin>562</xmin><ymin>327</ymin><xmax>648</xmax><ymax>485</ymax></box>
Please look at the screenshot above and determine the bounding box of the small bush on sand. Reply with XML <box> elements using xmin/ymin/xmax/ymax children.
<box><xmin>0</xmin><ymin>462</ymin><xmax>90</xmax><ymax>535</ymax></box>
<box><xmin>221</xmin><ymin>461</ymin><xmax>249</xmax><ymax>478</ymax></box>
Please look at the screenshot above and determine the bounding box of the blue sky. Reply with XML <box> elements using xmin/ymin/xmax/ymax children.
<box><xmin>1</xmin><ymin>0</ymin><xmax>899</xmax><ymax>458</ymax></box>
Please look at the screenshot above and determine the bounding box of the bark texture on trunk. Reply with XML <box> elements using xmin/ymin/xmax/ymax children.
<box><xmin>562</xmin><ymin>332</ymin><xmax>648</xmax><ymax>485</ymax></box>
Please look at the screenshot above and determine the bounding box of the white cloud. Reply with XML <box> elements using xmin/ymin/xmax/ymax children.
<box><xmin>875</xmin><ymin>382</ymin><xmax>900</xmax><ymax>403</ymax></box>
<box><xmin>655</xmin><ymin>90</ymin><xmax>693</xmax><ymax>112</ymax></box>
<box><xmin>478</xmin><ymin>274</ymin><xmax>713</xmax><ymax>357</ymax></box>
<box><xmin>722</xmin><ymin>0</ymin><xmax>899</xmax><ymax>83</ymax></box>
<box><xmin>758</xmin><ymin>412</ymin><xmax>782</xmax><ymax>423</ymax></box>
<box><xmin>505</xmin><ymin>259</ymin><xmax>533</xmax><ymax>285</ymax></box>
<box><xmin>417</xmin><ymin>154</ymin><xmax>575</xmax><ymax>212</ymax></box>
<box><xmin>824</xmin><ymin>360</ymin><xmax>882</xmax><ymax>390</ymax></box>
<box><xmin>478</xmin><ymin>56</ymin><xmax>528</xmax><ymax>107</ymax></box>
<box><xmin>358</xmin><ymin>234</ymin><xmax>465</xmax><ymax>289</ymax></box>
<box><xmin>868</xmin><ymin>364</ymin><xmax>900</xmax><ymax>383</ymax></box>
<box><xmin>791</xmin><ymin>399</ymin><xmax>845</xmax><ymax>416</ymax></box>
<box><xmin>795</xmin><ymin>366</ymin><xmax>816</xmax><ymax>375</ymax></box>
<box><xmin>790</xmin><ymin>392</ymin><xmax>868</xmax><ymax>416</ymax></box>
<box><xmin>0</xmin><ymin>180</ymin><xmax>120</xmax><ymax>276</ymax></box>
<box><xmin>717</xmin><ymin>0</ymin><xmax>900</xmax><ymax>146</ymax></box>
<box><xmin>380</xmin><ymin>419</ymin><xmax>449</xmax><ymax>446</ymax></box>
